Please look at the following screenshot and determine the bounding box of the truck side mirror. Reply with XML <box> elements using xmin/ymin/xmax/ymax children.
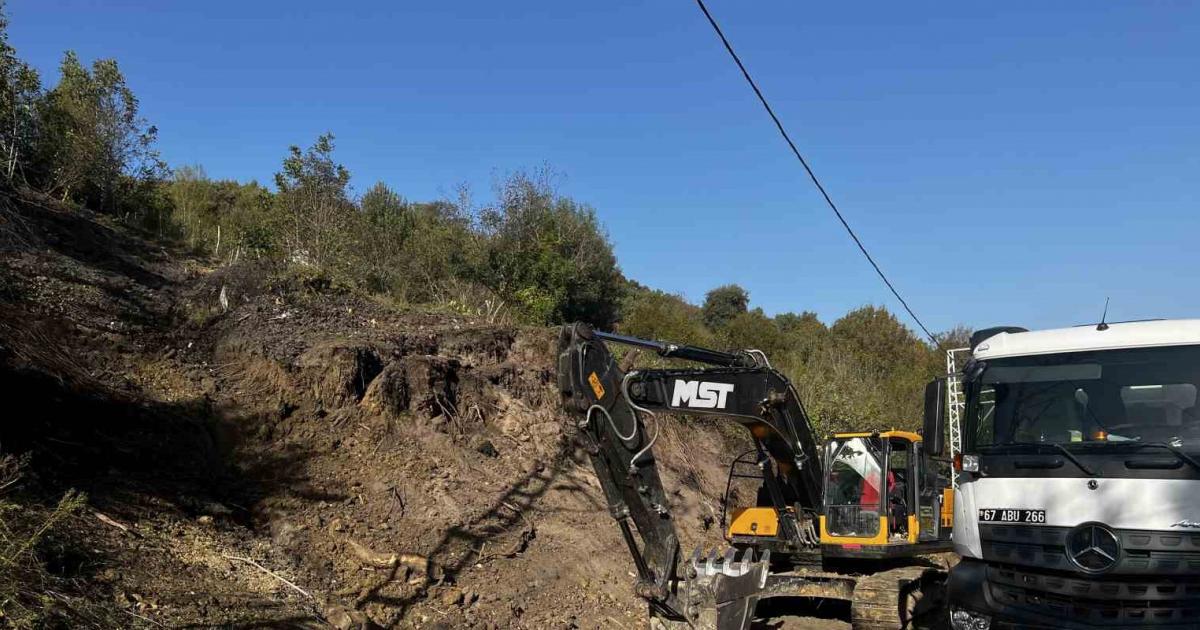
<box><xmin>923</xmin><ymin>378</ymin><xmax>946</xmax><ymax>456</ymax></box>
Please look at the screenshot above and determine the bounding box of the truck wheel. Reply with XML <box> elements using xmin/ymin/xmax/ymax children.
<box><xmin>851</xmin><ymin>567</ymin><xmax>945</xmax><ymax>630</ymax></box>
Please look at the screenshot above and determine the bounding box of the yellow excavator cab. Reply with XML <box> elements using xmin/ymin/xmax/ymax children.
<box><xmin>728</xmin><ymin>430</ymin><xmax>954</xmax><ymax>561</ymax></box>
<box><xmin>819</xmin><ymin>430</ymin><xmax>953</xmax><ymax>558</ymax></box>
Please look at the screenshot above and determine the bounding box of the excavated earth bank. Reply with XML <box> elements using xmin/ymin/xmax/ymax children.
<box><xmin>1</xmin><ymin>196</ymin><xmax>773</xmax><ymax>629</ymax></box>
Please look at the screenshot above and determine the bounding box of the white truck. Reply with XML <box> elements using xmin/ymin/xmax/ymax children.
<box><xmin>923</xmin><ymin>319</ymin><xmax>1200</xmax><ymax>629</ymax></box>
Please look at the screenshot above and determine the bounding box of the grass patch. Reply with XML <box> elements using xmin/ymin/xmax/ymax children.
<box><xmin>0</xmin><ymin>454</ymin><xmax>88</xmax><ymax>628</ymax></box>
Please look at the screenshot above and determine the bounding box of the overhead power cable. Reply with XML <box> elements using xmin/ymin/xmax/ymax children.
<box><xmin>692</xmin><ymin>0</ymin><xmax>938</xmax><ymax>344</ymax></box>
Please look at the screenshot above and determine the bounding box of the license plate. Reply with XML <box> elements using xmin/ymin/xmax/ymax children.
<box><xmin>979</xmin><ymin>508</ymin><xmax>1046</xmax><ymax>524</ymax></box>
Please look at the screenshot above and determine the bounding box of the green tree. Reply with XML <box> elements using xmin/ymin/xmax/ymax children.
<box><xmin>408</xmin><ymin>200</ymin><xmax>480</xmax><ymax>300</ymax></box>
<box><xmin>353</xmin><ymin>181</ymin><xmax>477</xmax><ymax>301</ymax></box>
<box><xmin>357</xmin><ymin>181</ymin><xmax>413</xmax><ymax>293</ymax></box>
<box><xmin>168</xmin><ymin>164</ymin><xmax>214</xmax><ymax>242</ymax></box>
<box><xmin>775</xmin><ymin>310</ymin><xmax>828</xmax><ymax>362</ymax></box>
<box><xmin>934</xmin><ymin>324</ymin><xmax>973</xmax><ymax>350</ymax></box>
<box><xmin>38</xmin><ymin>52</ymin><xmax>163</xmax><ymax>211</ymax></box>
<box><xmin>478</xmin><ymin>172</ymin><xmax>623</xmax><ymax>326</ymax></box>
<box><xmin>831</xmin><ymin>306</ymin><xmax>930</xmax><ymax>378</ymax></box>
<box><xmin>166</xmin><ymin>166</ymin><xmax>276</xmax><ymax>258</ymax></box>
<box><xmin>722</xmin><ymin>308</ymin><xmax>787</xmax><ymax>358</ymax></box>
<box><xmin>702</xmin><ymin>284</ymin><xmax>749</xmax><ymax>329</ymax></box>
<box><xmin>821</xmin><ymin>306</ymin><xmax>939</xmax><ymax>430</ymax></box>
<box><xmin>776</xmin><ymin>311</ymin><xmax>823</xmax><ymax>336</ymax></box>
<box><xmin>222</xmin><ymin>179</ymin><xmax>277</xmax><ymax>258</ymax></box>
<box><xmin>620</xmin><ymin>287</ymin><xmax>715</xmax><ymax>347</ymax></box>
<box><xmin>361</xmin><ymin>181</ymin><xmax>410</xmax><ymax>233</ymax></box>
<box><xmin>0</xmin><ymin>9</ymin><xmax>41</xmax><ymax>185</ymax></box>
<box><xmin>273</xmin><ymin>133</ymin><xmax>353</xmax><ymax>268</ymax></box>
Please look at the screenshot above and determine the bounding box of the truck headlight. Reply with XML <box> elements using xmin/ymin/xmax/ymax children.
<box><xmin>961</xmin><ymin>454</ymin><xmax>980</xmax><ymax>473</ymax></box>
<box><xmin>950</xmin><ymin>606</ymin><xmax>991</xmax><ymax>630</ymax></box>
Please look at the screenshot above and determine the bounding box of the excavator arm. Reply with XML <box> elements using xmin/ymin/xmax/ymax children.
<box><xmin>556</xmin><ymin>323</ymin><xmax>826</xmax><ymax>628</ymax></box>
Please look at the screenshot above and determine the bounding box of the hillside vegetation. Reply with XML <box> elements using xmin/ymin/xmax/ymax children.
<box><xmin>0</xmin><ymin>9</ymin><xmax>967</xmax><ymax>435</ymax></box>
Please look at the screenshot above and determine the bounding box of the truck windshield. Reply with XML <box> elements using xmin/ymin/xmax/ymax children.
<box><xmin>969</xmin><ymin>344</ymin><xmax>1200</xmax><ymax>450</ymax></box>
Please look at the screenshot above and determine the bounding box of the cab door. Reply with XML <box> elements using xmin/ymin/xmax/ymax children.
<box><xmin>822</xmin><ymin>436</ymin><xmax>885</xmax><ymax>542</ymax></box>
<box><xmin>913</xmin><ymin>441</ymin><xmax>939</xmax><ymax>541</ymax></box>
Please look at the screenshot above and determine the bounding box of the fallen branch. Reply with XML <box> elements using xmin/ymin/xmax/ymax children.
<box><xmin>389</xmin><ymin>486</ymin><xmax>406</xmax><ymax>517</ymax></box>
<box><xmin>474</xmin><ymin>524</ymin><xmax>536</xmax><ymax>565</ymax></box>
<box><xmin>123</xmin><ymin>608</ymin><xmax>168</xmax><ymax>628</ymax></box>
<box><xmin>222</xmin><ymin>554</ymin><xmax>312</xmax><ymax>599</ymax></box>
<box><xmin>0</xmin><ymin>474</ymin><xmax>21</xmax><ymax>495</ymax></box>
<box><xmin>94</xmin><ymin>511</ymin><xmax>136</xmax><ymax>536</ymax></box>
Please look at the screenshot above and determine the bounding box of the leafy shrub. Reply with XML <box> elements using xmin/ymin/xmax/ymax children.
<box><xmin>619</xmin><ymin>287</ymin><xmax>715</xmax><ymax>347</ymax></box>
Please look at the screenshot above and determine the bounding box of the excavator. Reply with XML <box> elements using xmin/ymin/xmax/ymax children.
<box><xmin>557</xmin><ymin>323</ymin><xmax>952</xmax><ymax>629</ymax></box>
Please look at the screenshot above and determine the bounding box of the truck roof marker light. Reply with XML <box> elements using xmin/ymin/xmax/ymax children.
<box><xmin>1093</xmin><ymin>430</ymin><xmax>1108</xmax><ymax>441</ymax></box>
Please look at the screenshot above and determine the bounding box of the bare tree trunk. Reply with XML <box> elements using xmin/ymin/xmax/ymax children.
<box><xmin>4</xmin><ymin>84</ymin><xmax>17</xmax><ymax>182</ymax></box>
<box><xmin>214</xmin><ymin>224</ymin><xmax>221</xmax><ymax>257</ymax></box>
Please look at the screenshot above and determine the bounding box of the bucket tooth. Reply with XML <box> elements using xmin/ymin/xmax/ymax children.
<box><xmin>737</xmin><ymin>547</ymin><xmax>754</xmax><ymax>574</ymax></box>
<box><xmin>705</xmin><ymin>548</ymin><xmax>720</xmax><ymax>575</ymax></box>
<box><xmin>689</xmin><ymin>547</ymin><xmax>706</xmax><ymax>575</ymax></box>
<box><xmin>721</xmin><ymin>548</ymin><xmax>738</xmax><ymax>576</ymax></box>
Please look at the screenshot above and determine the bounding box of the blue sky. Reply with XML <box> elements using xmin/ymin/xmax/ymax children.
<box><xmin>9</xmin><ymin>1</ymin><xmax>1199</xmax><ymax>334</ymax></box>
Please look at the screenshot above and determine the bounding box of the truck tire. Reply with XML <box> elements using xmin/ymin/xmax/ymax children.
<box><xmin>851</xmin><ymin>567</ymin><xmax>945</xmax><ymax>630</ymax></box>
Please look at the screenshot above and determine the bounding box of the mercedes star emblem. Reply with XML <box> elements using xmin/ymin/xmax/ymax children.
<box><xmin>1066</xmin><ymin>523</ymin><xmax>1121</xmax><ymax>573</ymax></box>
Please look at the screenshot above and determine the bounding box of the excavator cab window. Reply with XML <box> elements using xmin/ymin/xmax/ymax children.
<box><xmin>825</xmin><ymin>436</ymin><xmax>884</xmax><ymax>538</ymax></box>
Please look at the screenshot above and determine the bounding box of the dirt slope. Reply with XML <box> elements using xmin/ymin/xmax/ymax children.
<box><xmin>0</xmin><ymin>193</ymin><xmax>754</xmax><ymax>629</ymax></box>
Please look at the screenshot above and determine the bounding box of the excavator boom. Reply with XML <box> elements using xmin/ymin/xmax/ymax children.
<box><xmin>557</xmin><ymin>323</ymin><xmax>828</xmax><ymax>628</ymax></box>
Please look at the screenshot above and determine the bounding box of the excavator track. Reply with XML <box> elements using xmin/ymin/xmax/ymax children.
<box><xmin>850</xmin><ymin>565</ymin><xmax>946</xmax><ymax>630</ymax></box>
<box><xmin>654</xmin><ymin>557</ymin><xmax>945</xmax><ymax>629</ymax></box>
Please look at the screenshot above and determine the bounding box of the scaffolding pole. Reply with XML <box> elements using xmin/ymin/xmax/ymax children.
<box><xmin>945</xmin><ymin>347</ymin><xmax>969</xmax><ymax>488</ymax></box>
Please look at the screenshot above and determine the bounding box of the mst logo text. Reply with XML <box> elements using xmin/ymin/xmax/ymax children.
<box><xmin>671</xmin><ymin>380</ymin><xmax>734</xmax><ymax>410</ymax></box>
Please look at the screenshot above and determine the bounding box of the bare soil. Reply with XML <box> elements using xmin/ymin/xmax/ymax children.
<box><xmin>1</xmin><ymin>193</ymin><xmax>804</xmax><ymax>629</ymax></box>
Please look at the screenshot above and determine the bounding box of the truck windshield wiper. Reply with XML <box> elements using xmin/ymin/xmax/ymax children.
<box><xmin>1130</xmin><ymin>442</ymin><xmax>1200</xmax><ymax>473</ymax></box>
<box><xmin>1040</xmin><ymin>443</ymin><xmax>1099</xmax><ymax>477</ymax></box>
<box><xmin>997</xmin><ymin>442</ymin><xmax>1099</xmax><ymax>477</ymax></box>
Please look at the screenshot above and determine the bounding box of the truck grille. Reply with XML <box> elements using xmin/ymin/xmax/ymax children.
<box><xmin>980</xmin><ymin>524</ymin><xmax>1200</xmax><ymax>575</ymax></box>
<box><xmin>987</xmin><ymin>565</ymin><xmax>1200</xmax><ymax>626</ymax></box>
